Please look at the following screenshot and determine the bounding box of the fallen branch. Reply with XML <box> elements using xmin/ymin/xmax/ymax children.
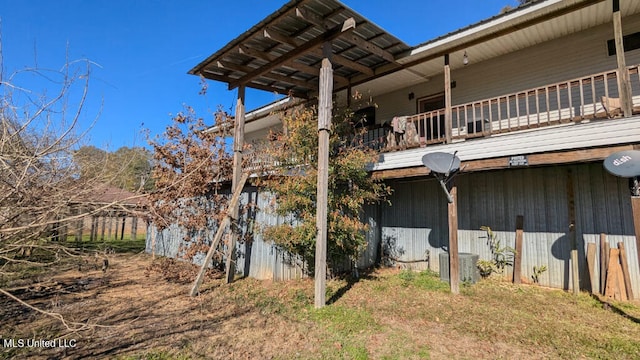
<box><xmin>0</xmin><ymin>288</ymin><xmax>139</xmax><ymax>332</ymax></box>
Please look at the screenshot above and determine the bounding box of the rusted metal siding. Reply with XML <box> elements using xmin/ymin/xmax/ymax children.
<box><xmin>381</xmin><ymin>163</ymin><xmax>638</xmax><ymax>295</ymax></box>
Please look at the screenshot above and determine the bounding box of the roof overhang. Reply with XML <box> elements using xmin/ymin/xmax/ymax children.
<box><xmin>190</xmin><ymin>0</ymin><xmax>410</xmax><ymax>99</ymax></box>
<box><xmin>347</xmin><ymin>0</ymin><xmax>640</xmax><ymax>98</ymax></box>
<box><xmin>194</xmin><ymin>0</ymin><xmax>640</xmax><ymax>121</ymax></box>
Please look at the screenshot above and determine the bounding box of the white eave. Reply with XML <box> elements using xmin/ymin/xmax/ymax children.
<box><xmin>402</xmin><ymin>0</ymin><xmax>569</xmax><ymax>64</ymax></box>
<box><xmin>372</xmin><ymin>117</ymin><xmax>640</xmax><ymax>171</ymax></box>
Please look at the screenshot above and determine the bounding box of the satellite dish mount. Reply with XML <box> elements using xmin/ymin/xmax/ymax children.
<box><xmin>422</xmin><ymin>151</ymin><xmax>462</xmax><ymax>203</ymax></box>
<box><xmin>603</xmin><ymin>150</ymin><xmax>640</xmax><ymax>196</ymax></box>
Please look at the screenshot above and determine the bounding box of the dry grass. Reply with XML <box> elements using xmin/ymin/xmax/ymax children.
<box><xmin>2</xmin><ymin>253</ymin><xmax>640</xmax><ymax>359</ymax></box>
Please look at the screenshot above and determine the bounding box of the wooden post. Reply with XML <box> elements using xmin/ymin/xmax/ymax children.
<box><xmin>75</xmin><ymin>206</ymin><xmax>83</xmax><ymax>243</ymax></box>
<box><xmin>100</xmin><ymin>216</ymin><xmax>106</xmax><ymax>241</ymax></box>
<box><xmin>631</xmin><ymin>197</ymin><xmax>640</xmax><ymax>276</ymax></box>
<box><xmin>315</xmin><ymin>54</ymin><xmax>333</xmax><ymax>309</ymax></box>
<box><xmin>190</xmin><ymin>173</ymin><xmax>248</xmax><ymax>297</ymax></box>
<box><xmin>567</xmin><ymin>169</ymin><xmax>579</xmax><ymax>295</ymax></box>
<box><xmin>618</xmin><ymin>242</ymin><xmax>634</xmax><ymax>300</ymax></box>
<box><xmin>448</xmin><ymin>184</ymin><xmax>459</xmax><ymax>294</ymax></box>
<box><xmin>600</xmin><ymin>233</ymin><xmax>607</xmax><ymax>295</ymax></box>
<box><xmin>113</xmin><ymin>214</ymin><xmax>119</xmax><ymax>241</ymax></box>
<box><xmin>132</xmin><ymin>217</ymin><xmax>138</xmax><ymax>241</ymax></box>
<box><xmin>225</xmin><ymin>86</ymin><xmax>246</xmax><ymax>284</ymax></box>
<box><xmin>120</xmin><ymin>217</ymin><xmax>126</xmax><ymax>240</ymax></box>
<box><xmin>444</xmin><ymin>54</ymin><xmax>453</xmax><ymax>144</ymax></box>
<box><xmin>107</xmin><ymin>212</ymin><xmax>113</xmax><ymax>241</ymax></box>
<box><xmin>586</xmin><ymin>242</ymin><xmax>597</xmax><ymax>293</ymax></box>
<box><xmin>612</xmin><ymin>0</ymin><xmax>633</xmax><ymax>117</ymax></box>
<box><xmin>89</xmin><ymin>216</ymin><xmax>95</xmax><ymax>242</ymax></box>
<box><xmin>513</xmin><ymin>215</ymin><xmax>524</xmax><ymax>284</ymax></box>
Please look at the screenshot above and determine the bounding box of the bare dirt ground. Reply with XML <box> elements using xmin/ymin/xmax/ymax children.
<box><xmin>2</xmin><ymin>252</ymin><xmax>640</xmax><ymax>359</ymax></box>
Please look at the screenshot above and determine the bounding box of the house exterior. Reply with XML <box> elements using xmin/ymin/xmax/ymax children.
<box><xmin>148</xmin><ymin>0</ymin><xmax>640</xmax><ymax>297</ymax></box>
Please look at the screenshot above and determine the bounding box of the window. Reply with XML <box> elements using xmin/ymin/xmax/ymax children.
<box><xmin>607</xmin><ymin>31</ymin><xmax>640</xmax><ymax>56</ymax></box>
<box><xmin>416</xmin><ymin>93</ymin><xmax>446</xmax><ymax>140</ymax></box>
<box><xmin>417</xmin><ymin>93</ymin><xmax>445</xmax><ymax>113</ymax></box>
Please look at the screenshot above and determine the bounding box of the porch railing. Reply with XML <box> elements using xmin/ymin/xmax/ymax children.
<box><xmin>373</xmin><ymin>65</ymin><xmax>640</xmax><ymax>150</ymax></box>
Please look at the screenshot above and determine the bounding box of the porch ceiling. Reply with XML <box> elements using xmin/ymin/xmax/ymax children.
<box><xmin>350</xmin><ymin>0</ymin><xmax>640</xmax><ymax>99</ymax></box>
<box><xmin>189</xmin><ymin>0</ymin><xmax>410</xmax><ymax>99</ymax></box>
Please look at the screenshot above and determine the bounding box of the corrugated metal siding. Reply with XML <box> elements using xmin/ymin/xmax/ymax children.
<box><xmin>573</xmin><ymin>163</ymin><xmax>638</xmax><ymax>295</ymax></box>
<box><xmin>146</xmin><ymin>164</ymin><xmax>637</xmax><ymax>293</ymax></box>
<box><xmin>381</xmin><ymin>163</ymin><xmax>638</xmax><ymax>294</ymax></box>
<box><xmin>145</xmin><ymin>186</ymin><xmax>382</xmax><ymax>281</ymax></box>
<box><xmin>381</xmin><ymin>179</ymin><xmax>448</xmax><ymax>271</ymax></box>
<box><xmin>145</xmin><ymin>187</ymin><xmax>309</xmax><ymax>281</ymax></box>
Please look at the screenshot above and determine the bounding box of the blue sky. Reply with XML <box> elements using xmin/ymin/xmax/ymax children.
<box><xmin>1</xmin><ymin>0</ymin><xmax>517</xmax><ymax>150</ymax></box>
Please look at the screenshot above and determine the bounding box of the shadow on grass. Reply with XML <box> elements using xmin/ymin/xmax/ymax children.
<box><xmin>589</xmin><ymin>293</ymin><xmax>640</xmax><ymax>324</ymax></box>
<box><xmin>327</xmin><ymin>271</ymin><xmax>379</xmax><ymax>305</ymax></box>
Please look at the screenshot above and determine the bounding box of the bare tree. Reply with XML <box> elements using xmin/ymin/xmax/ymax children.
<box><xmin>146</xmin><ymin>106</ymin><xmax>234</xmax><ymax>263</ymax></box>
<box><xmin>0</xmin><ymin>51</ymin><xmax>99</xmax><ymax>249</ymax></box>
<box><xmin>0</xmin><ymin>46</ymin><xmax>148</xmax><ymax>329</ymax></box>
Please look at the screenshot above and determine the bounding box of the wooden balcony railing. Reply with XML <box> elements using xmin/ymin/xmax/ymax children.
<box><xmin>244</xmin><ymin>65</ymin><xmax>640</xmax><ymax>164</ymax></box>
<box><xmin>371</xmin><ymin>65</ymin><xmax>640</xmax><ymax>151</ymax></box>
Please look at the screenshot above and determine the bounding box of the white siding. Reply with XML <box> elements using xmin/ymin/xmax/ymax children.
<box><xmin>370</xmin><ymin>14</ymin><xmax>640</xmax><ymax>124</ymax></box>
<box><xmin>372</xmin><ymin>116</ymin><xmax>640</xmax><ymax>171</ymax></box>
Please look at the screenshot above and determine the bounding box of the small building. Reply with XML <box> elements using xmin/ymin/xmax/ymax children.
<box><xmin>151</xmin><ymin>0</ymin><xmax>640</xmax><ymax>296</ymax></box>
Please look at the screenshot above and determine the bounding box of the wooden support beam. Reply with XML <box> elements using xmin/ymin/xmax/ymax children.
<box><xmin>225</xmin><ymin>86</ymin><xmax>246</xmax><ymax>284</ymax></box>
<box><xmin>339</xmin><ymin>32</ymin><xmax>397</xmax><ymax>63</ymax></box>
<box><xmin>631</xmin><ymin>196</ymin><xmax>640</xmax><ymax>281</ymax></box>
<box><xmin>371</xmin><ymin>144</ymin><xmax>638</xmax><ymax>180</ymax></box>
<box><xmin>295</xmin><ymin>6</ymin><xmax>337</xmax><ymax>30</ymax></box>
<box><xmin>264</xmin><ymin>27</ymin><xmax>300</xmax><ymax>48</ymax></box>
<box><xmin>444</xmin><ymin>56</ymin><xmax>452</xmax><ymax>144</ymax></box>
<box><xmin>261</xmin><ymin>72</ymin><xmax>318</xmax><ymax>90</ymax></box>
<box><xmin>229</xmin><ymin>18</ymin><xmax>355</xmax><ymax>90</ymax></box>
<box><xmin>600</xmin><ymin>233</ymin><xmax>608</xmax><ymax>295</ymax></box>
<box><xmin>262</xmin><ymin>28</ymin><xmax>350</xmax><ymax>86</ymax></box>
<box><xmin>612</xmin><ymin>0</ymin><xmax>633</xmax><ymax>117</ymax></box>
<box><xmin>567</xmin><ymin>168</ymin><xmax>579</xmax><ymax>295</ymax></box>
<box><xmin>310</xmin><ymin>48</ymin><xmax>373</xmax><ymax>76</ymax></box>
<box><xmin>448</xmin><ymin>184</ymin><xmax>459</xmax><ymax>295</ymax></box>
<box><xmin>203</xmin><ymin>69</ymin><xmax>309</xmax><ymax>98</ymax></box>
<box><xmin>513</xmin><ymin>215</ymin><xmax>524</xmax><ymax>284</ymax></box>
<box><xmin>190</xmin><ymin>173</ymin><xmax>249</xmax><ymax>297</ymax></box>
<box><xmin>315</xmin><ymin>57</ymin><xmax>333</xmax><ymax>309</ymax></box>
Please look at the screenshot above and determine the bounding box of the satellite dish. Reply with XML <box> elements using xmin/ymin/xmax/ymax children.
<box><xmin>603</xmin><ymin>150</ymin><xmax>640</xmax><ymax>178</ymax></box>
<box><xmin>422</xmin><ymin>152</ymin><xmax>461</xmax><ymax>175</ymax></box>
<box><xmin>422</xmin><ymin>151</ymin><xmax>462</xmax><ymax>203</ymax></box>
